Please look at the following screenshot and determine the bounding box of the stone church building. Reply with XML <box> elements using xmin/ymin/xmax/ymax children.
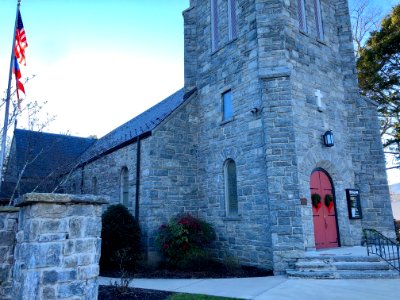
<box><xmin>2</xmin><ymin>0</ymin><xmax>396</xmax><ymax>273</ymax></box>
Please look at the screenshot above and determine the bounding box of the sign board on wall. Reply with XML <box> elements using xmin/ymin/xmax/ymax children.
<box><xmin>346</xmin><ymin>189</ymin><xmax>362</xmax><ymax>219</ymax></box>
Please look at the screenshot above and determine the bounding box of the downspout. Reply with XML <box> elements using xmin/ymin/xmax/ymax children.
<box><xmin>135</xmin><ymin>136</ymin><xmax>141</xmax><ymax>220</ymax></box>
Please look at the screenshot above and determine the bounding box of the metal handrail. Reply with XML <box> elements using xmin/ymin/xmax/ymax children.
<box><xmin>363</xmin><ymin>228</ymin><xmax>400</xmax><ymax>273</ymax></box>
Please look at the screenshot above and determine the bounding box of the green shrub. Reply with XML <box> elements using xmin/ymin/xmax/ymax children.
<box><xmin>156</xmin><ymin>214</ymin><xmax>216</xmax><ymax>270</ymax></box>
<box><xmin>100</xmin><ymin>204</ymin><xmax>141</xmax><ymax>272</ymax></box>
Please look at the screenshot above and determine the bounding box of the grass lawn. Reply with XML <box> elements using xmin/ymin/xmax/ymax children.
<box><xmin>167</xmin><ymin>294</ymin><xmax>241</xmax><ymax>300</ymax></box>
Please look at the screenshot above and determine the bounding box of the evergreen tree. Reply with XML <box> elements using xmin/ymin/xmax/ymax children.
<box><xmin>357</xmin><ymin>4</ymin><xmax>400</xmax><ymax>170</ymax></box>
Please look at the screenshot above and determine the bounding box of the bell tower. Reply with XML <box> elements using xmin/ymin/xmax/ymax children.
<box><xmin>182</xmin><ymin>0</ymin><xmax>394</xmax><ymax>273</ymax></box>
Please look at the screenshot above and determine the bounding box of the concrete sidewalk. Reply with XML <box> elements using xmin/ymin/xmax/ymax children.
<box><xmin>99</xmin><ymin>275</ymin><xmax>400</xmax><ymax>300</ymax></box>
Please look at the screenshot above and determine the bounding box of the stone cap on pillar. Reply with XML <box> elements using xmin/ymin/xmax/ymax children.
<box><xmin>14</xmin><ymin>193</ymin><xmax>109</xmax><ymax>207</ymax></box>
<box><xmin>0</xmin><ymin>206</ymin><xmax>20</xmax><ymax>212</ymax></box>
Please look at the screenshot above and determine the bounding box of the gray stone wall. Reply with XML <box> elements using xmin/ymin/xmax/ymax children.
<box><xmin>66</xmin><ymin>142</ymin><xmax>138</xmax><ymax>216</ymax></box>
<box><xmin>12</xmin><ymin>193</ymin><xmax>107</xmax><ymax>300</ymax></box>
<box><xmin>0</xmin><ymin>207</ymin><xmax>19</xmax><ymax>300</ymax></box>
<box><xmin>335</xmin><ymin>0</ymin><xmax>394</xmax><ymax>237</ymax></box>
<box><xmin>353</xmin><ymin>98</ymin><xmax>395</xmax><ymax>238</ymax></box>
<box><xmin>185</xmin><ymin>0</ymin><xmax>274</xmax><ymax>269</ymax></box>
<box><xmin>284</xmin><ymin>0</ymin><xmax>363</xmax><ymax>248</ymax></box>
<box><xmin>183</xmin><ymin>5</ymin><xmax>197</xmax><ymax>92</ymax></box>
<box><xmin>64</xmin><ymin>97</ymin><xmax>200</xmax><ymax>262</ymax></box>
<box><xmin>140</xmin><ymin>95</ymin><xmax>199</xmax><ymax>259</ymax></box>
<box><xmin>260</xmin><ymin>75</ymin><xmax>304</xmax><ymax>273</ymax></box>
<box><xmin>271</xmin><ymin>0</ymin><xmax>395</xmax><ymax>250</ymax></box>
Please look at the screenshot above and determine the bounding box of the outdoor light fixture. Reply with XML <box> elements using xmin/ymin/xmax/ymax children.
<box><xmin>322</xmin><ymin>130</ymin><xmax>334</xmax><ymax>147</ymax></box>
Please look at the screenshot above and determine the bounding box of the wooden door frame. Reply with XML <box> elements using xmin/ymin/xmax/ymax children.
<box><xmin>311</xmin><ymin>167</ymin><xmax>341</xmax><ymax>248</ymax></box>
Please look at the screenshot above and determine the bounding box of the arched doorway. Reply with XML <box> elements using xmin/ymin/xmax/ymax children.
<box><xmin>310</xmin><ymin>169</ymin><xmax>339</xmax><ymax>249</ymax></box>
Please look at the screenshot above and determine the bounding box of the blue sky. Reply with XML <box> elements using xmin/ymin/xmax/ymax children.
<box><xmin>0</xmin><ymin>0</ymin><xmax>399</xmax><ymax>183</ymax></box>
<box><xmin>0</xmin><ymin>0</ymin><xmax>189</xmax><ymax>138</ymax></box>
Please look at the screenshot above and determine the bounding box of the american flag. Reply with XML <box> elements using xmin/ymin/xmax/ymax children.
<box><xmin>13</xmin><ymin>56</ymin><xmax>25</xmax><ymax>105</ymax></box>
<box><xmin>14</xmin><ymin>9</ymin><xmax>28</xmax><ymax>66</ymax></box>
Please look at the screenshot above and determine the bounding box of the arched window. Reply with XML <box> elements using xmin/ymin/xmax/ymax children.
<box><xmin>121</xmin><ymin>167</ymin><xmax>129</xmax><ymax>207</ymax></box>
<box><xmin>313</xmin><ymin>0</ymin><xmax>324</xmax><ymax>40</ymax></box>
<box><xmin>92</xmin><ymin>177</ymin><xmax>98</xmax><ymax>195</ymax></box>
<box><xmin>224</xmin><ymin>159</ymin><xmax>238</xmax><ymax>216</ymax></box>
<box><xmin>211</xmin><ymin>0</ymin><xmax>219</xmax><ymax>51</ymax></box>
<box><xmin>228</xmin><ymin>0</ymin><xmax>238</xmax><ymax>40</ymax></box>
<box><xmin>297</xmin><ymin>0</ymin><xmax>307</xmax><ymax>32</ymax></box>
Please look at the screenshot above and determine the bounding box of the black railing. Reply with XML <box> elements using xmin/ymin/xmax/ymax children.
<box><xmin>363</xmin><ymin>228</ymin><xmax>400</xmax><ymax>273</ymax></box>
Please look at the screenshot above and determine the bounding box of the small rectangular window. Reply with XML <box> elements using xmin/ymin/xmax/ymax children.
<box><xmin>297</xmin><ymin>0</ymin><xmax>307</xmax><ymax>33</ymax></box>
<box><xmin>211</xmin><ymin>0</ymin><xmax>219</xmax><ymax>51</ymax></box>
<box><xmin>222</xmin><ymin>90</ymin><xmax>233</xmax><ymax>121</ymax></box>
<box><xmin>228</xmin><ymin>0</ymin><xmax>238</xmax><ymax>40</ymax></box>
<box><xmin>313</xmin><ymin>0</ymin><xmax>324</xmax><ymax>40</ymax></box>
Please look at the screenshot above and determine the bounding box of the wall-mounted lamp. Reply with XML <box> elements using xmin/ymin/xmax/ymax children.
<box><xmin>251</xmin><ymin>107</ymin><xmax>259</xmax><ymax>114</ymax></box>
<box><xmin>251</xmin><ymin>107</ymin><xmax>263</xmax><ymax>116</ymax></box>
<box><xmin>322</xmin><ymin>130</ymin><xmax>334</xmax><ymax>147</ymax></box>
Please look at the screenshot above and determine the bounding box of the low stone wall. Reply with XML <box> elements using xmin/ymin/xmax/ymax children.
<box><xmin>0</xmin><ymin>206</ymin><xmax>20</xmax><ymax>300</ymax></box>
<box><xmin>11</xmin><ymin>193</ymin><xmax>107</xmax><ymax>300</ymax></box>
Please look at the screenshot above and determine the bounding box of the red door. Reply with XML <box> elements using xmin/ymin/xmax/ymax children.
<box><xmin>310</xmin><ymin>170</ymin><xmax>339</xmax><ymax>249</ymax></box>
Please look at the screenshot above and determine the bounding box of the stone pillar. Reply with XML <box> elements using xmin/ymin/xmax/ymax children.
<box><xmin>0</xmin><ymin>207</ymin><xmax>19</xmax><ymax>300</ymax></box>
<box><xmin>12</xmin><ymin>193</ymin><xmax>108</xmax><ymax>300</ymax></box>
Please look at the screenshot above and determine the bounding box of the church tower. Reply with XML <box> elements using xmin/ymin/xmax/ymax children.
<box><xmin>183</xmin><ymin>0</ymin><xmax>394</xmax><ymax>273</ymax></box>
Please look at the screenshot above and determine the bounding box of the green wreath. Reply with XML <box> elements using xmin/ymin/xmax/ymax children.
<box><xmin>325</xmin><ymin>194</ymin><xmax>333</xmax><ymax>207</ymax></box>
<box><xmin>311</xmin><ymin>193</ymin><xmax>321</xmax><ymax>209</ymax></box>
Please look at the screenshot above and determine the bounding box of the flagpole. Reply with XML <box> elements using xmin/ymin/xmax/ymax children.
<box><xmin>0</xmin><ymin>0</ymin><xmax>21</xmax><ymax>186</ymax></box>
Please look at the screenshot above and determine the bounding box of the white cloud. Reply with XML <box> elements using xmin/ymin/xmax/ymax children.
<box><xmin>23</xmin><ymin>50</ymin><xmax>183</xmax><ymax>137</ymax></box>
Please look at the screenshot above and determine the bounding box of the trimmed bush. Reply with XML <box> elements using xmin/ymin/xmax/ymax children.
<box><xmin>100</xmin><ymin>204</ymin><xmax>141</xmax><ymax>272</ymax></box>
<box><xmin>156</xmin><ymin>214</ymin><xmax>216</xmax><ymax>270</ymax></box>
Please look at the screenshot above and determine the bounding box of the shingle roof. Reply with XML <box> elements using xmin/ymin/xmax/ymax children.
<box><xmin>0</xmin><ymin>129</ymin><xmax>97</xmax><ymax>200</ymax></box>
<box><xmin>13</xmin><ymin>129</ymin><xmax>97</xmax><ymax>178</ymax></box>
<box><xmin>78</xmin><ymin>88</ymin><xmax>191</xmax><ymax>164</ymax></box>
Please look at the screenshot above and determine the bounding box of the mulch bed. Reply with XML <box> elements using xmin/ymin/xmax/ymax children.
<box><xmin>98</xmin><ymin>285</ymin><xmax>173</xmax><ymax>300</ymax></box>
<box><xmin>101</xmin><ymin>261</ymin><xmax>273</xmax><ymax>279</ymax></box>
<box><xmin>99</xmin><ymin>262</ymin><xmax>272</xmax><ymax>299</ymax></box>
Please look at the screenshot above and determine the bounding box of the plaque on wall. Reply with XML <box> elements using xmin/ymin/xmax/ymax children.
<box><xmin>346</xmin><ymin>189</ymin><xmax>362</xmax><ymax>219</ymax></box>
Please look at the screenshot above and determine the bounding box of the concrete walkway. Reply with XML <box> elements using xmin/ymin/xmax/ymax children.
<box><xmin>99</xmin><ymin>275</ymin><xmax>400</xmax><ymax>299</ymax></box>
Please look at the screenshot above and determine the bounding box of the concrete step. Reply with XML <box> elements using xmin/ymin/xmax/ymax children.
<box><xmin>302</xmin><ymin>255</ymin><xmax>382</xmax><ymax>262</ymax></box>
<box><xmin>334</xmin><ymin>261</ymin><xmax>391</xmax><ymax>271</ymax></box>
<box><xmin>288</xmin><ymin>251</ymin><xmax>400</xmax><ymax>279</ymax></box>
<box><xmin>295</xmin><ymin>260</ymin><xmax>391</xmax><ymax>271</ymax></box>
<box><xmin>287</xmin><ymin>269</ymin><xmax>400</xmax><ymax>279</ymax></box>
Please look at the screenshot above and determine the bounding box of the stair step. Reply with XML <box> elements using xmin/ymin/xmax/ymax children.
<box><xmin>287</xmin><ymin>269</ymin><xmax>400</xmax><ymax>279</ymax></box>
<box><xmin>334</xmin><ymin>261</ymin><xmax>391</xmax><ymax>270</ymax></box>
<box><xmin>301</xmin><ymin>255</ymin><xmax>382</xmax><ymax>262</ymax></box>
<box><xmin>288</xmin><ymin>251</ymin><xmax>400</xmax><ymax>279</ymax></box>
<box><xmin>287</xmin><ymin>270</ymin><xmax>334</xmax><ymax>279</ymax></box>
<box><xmin>295</xmin><ymin>260</ymin><xmax>391</xmax><ymax>271</ymax></box>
